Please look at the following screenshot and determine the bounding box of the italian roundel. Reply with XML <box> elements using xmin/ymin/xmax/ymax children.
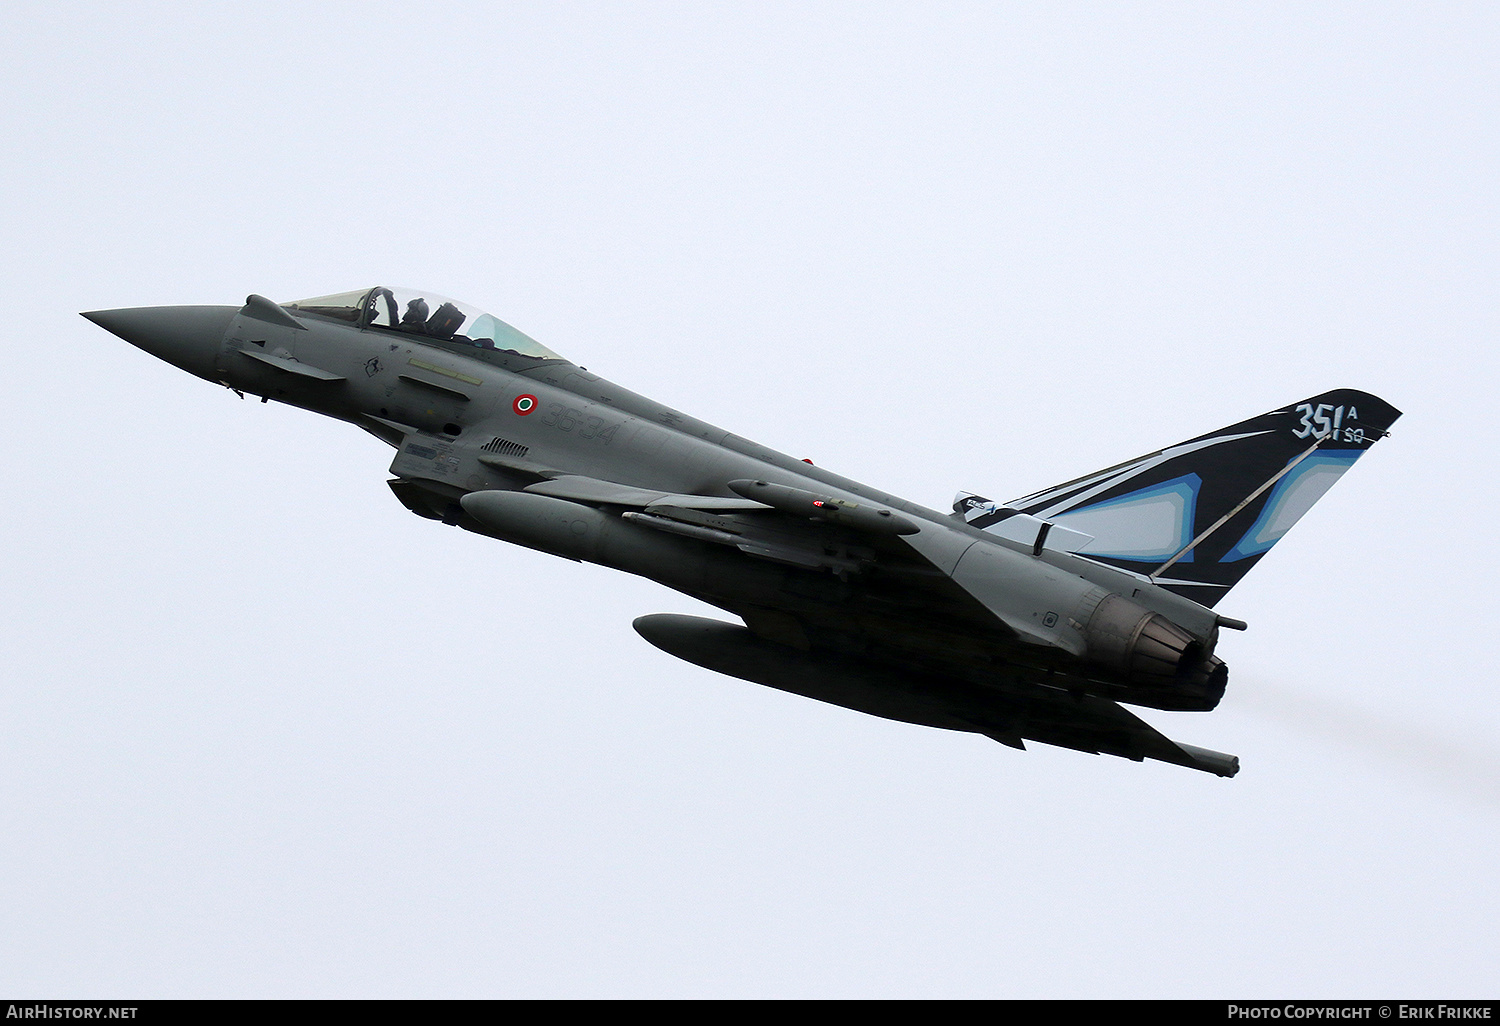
<box><xmin>513</xmin><ymin>394</ymin><xmax>538</xmax><ymax>415</ymax></box>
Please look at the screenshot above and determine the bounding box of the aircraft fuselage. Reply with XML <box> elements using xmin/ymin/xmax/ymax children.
<box><xmin>87</xmin><ymin>287</ymin><xmax>1404</xmax><ymax>777</ymax></box>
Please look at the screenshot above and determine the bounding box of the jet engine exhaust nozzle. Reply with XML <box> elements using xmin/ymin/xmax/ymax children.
<box><xmin>1083</xmin><ymin>593</ymin><xmax>1228</xmax><ymax>711</ymax></box>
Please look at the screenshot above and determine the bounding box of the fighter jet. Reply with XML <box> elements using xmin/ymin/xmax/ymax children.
<box><xmin>82</xmin><ymin>287</ymin><xmax>1402</xmax><ymax>776</ymax></box>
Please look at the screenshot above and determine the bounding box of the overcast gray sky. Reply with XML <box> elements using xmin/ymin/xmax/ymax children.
<box><xmin>2</xmin><ymin>1</ymin><xmax>1497</xmax><ymax>998</ymax></box>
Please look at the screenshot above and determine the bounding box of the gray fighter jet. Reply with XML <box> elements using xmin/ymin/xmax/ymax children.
<box><xmin>83</xmin><ymin>287</ymin><xmax>1402</xmax><ymax>776</ymax></box>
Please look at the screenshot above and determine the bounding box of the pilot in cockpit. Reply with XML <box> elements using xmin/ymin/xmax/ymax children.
<box><xmin>282</xmin><ymin>287</ymin><xmax>564</xmax><ymax>362</ymax></box>
<box><xmin>399</xmin><ymin>297</ymin><xmax>430</xmax><ymax>334</ymax></box>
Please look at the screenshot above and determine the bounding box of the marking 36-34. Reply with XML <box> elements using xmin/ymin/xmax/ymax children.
<box><xmin>538</xmin><ymin>400</ymin><xmax>620</xmax><ymax>443</ymax></box>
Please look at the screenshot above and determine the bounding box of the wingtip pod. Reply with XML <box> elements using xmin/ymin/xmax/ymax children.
<box><xmin>1173</xmin><ymin>743</ymin><xmax>1240</xmax><ymax>778</ymax></box>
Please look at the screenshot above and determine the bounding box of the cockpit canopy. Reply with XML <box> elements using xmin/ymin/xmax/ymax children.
<box><xmin>283</xmin><ymin>287</ymin><xmax>563</xmax><ymax>363</ymax></box>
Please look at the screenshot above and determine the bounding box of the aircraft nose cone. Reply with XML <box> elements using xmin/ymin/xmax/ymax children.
<box><xmin>82</xmin><ymin>305</ymin><xmax>237</xmax><ymax>381</ymax></box>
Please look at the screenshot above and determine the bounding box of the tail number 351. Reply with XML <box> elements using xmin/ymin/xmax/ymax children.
<box><xmin>1293</xmin><ymin>403</ymin><xmax>1364</xmax><ymax>444</ymax></box>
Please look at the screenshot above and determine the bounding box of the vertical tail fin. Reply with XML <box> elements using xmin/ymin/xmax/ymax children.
<box><xmin>956</xmin><ymin>389</ymin><xmax>1401</xmax><ymax>606</ymax></box>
